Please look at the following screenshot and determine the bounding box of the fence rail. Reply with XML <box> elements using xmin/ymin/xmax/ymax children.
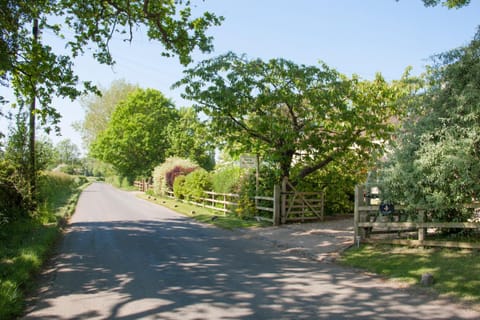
<box><xmin>354</xmin><ymin>184</ymin><xmax>480</xmax><ymax>249</ymax></box>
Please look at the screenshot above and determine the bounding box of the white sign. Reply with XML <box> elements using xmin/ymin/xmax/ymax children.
<box><xmin>240</xmin><ymin>154</ymin><xmax>257</xmax><ymax>168</ymax></box>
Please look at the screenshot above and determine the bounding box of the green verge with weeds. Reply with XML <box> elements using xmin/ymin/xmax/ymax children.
<box><xmin>138</xmin><ymin>194</ymin><xmax>270</xmax><ymax>229</ymax></box>
<box><xmin>0</xmin><ymin>173</ymin><xmax>91</xmax><ymax>320</ymax></box>
<box><xmin>338</xmin><ymin>244</ymin><xmax>480</xmax><ymax>305</ymax></box>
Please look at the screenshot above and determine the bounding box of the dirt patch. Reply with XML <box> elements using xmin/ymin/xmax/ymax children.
<box><xmin>239</xmin><ymin>218</ymin><xmax>354</xmax><ymax>262</ymax></box>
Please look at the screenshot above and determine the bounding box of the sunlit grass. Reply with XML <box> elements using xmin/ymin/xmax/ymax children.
<box><xmin>339</xmin><ymin>244</ymin><xmax>480</xmax><ymax>304</ymax></box>
<box><xmin>0</xmin><ymin>173</ymin><xmax>90</xmax><ymax>319</ymax></box>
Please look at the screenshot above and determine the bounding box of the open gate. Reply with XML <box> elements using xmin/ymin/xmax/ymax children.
<box><xmin>281</xmin><ymin>177</ymin><xmax>325</xmax><ymax>224</ymax></box>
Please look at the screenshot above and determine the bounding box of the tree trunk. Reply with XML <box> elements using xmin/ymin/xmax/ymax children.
<box><xmin>29</xmin><ymin>18</ymin><xmax>39</xmax><ymax>204</ymax></box>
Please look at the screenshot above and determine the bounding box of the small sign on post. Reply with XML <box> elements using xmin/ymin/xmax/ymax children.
<box><xmin>239</xmin><ymin>154</ymin><xmax>257</xmax><ymax>169</ymax></box>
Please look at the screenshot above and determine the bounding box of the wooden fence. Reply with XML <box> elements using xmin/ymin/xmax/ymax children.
<box><xmin>134</xmin><ymin>178</ymin><xmax>324</xmax><ymax>226</ymax></box>
<box><xmin>134</xmin><ymin>180</ymin><xmax>153</xmax><ymax>192</ymax></box>
<box><xmin>354</xmin><ymin>185</ymin><xmax>480</xmax><ymax>249</ymax></box>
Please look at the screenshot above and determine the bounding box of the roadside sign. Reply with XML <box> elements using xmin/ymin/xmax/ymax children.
<box><xmin>240</xmin><ymin>154</ymin><xmax>257</xmax><ymax>168</ymax></box>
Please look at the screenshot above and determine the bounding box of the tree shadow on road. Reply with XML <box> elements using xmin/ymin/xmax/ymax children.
<box><xmin>24</xmin><ymin>216</ymin><xmax>478</xmax><ymax>320</ymax></box>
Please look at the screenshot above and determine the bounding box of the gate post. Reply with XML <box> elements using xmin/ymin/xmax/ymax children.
<box><xmin>273</xmin><ymin>184</ymin><xmax>281</xmax><ymax>226</ymax></box>
<box><xmin>281</xmin><ymin>177</ymin><xmax>288</xmax><ymax>224</ymax></box>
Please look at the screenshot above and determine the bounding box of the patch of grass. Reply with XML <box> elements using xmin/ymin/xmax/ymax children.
<box><xmin>0</xmin><ymin>173</ymin><xmax>90</xmax><ymax>319</ymax></box>
<box><xmin>338</xmin><ymin>244</ymin><xmax>480</xmax><ymax>304</ymax></box>
<box><xmin>0</xmin><ymin>220</ymin><xmax>59</xmax><ymax>318</ymax></box>
<box><xmin>139</xmin><ymin>194</ymin><xmax>270</xmax><ymax>229</ymax></box>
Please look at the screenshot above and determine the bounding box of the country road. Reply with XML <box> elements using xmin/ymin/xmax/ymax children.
<box><xmin>24</xmin><ymin>182</ymin><xmax>479</xmax><ymax>319</ymax></box>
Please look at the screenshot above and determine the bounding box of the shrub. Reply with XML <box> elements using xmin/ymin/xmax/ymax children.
<box><xmin>0</xmin><ymin>160</ymin><xmax>28</xmax><ymax>223</ymax></box>
<box><xmin>183</xmin><ymin>169</ymin><xmax>211</xmax><ymax>200</ymax></box>
<box><xmin>173</xmin><ymin>175</ymin><xmax>187</xmax><ymax>199</ymax></box>
<box><xmin>152</xmin><ymin>157</ymin><xmax>198</xmax><ymax>195</ymax></box>
<box><xmin>210</xmin><ymin>166</ymin><xmax>244</xmax><ymax>193</ymax></box>
<box><xmin>166</xmin><ymin>166</ymin><xmax>196</xmax><ymax>190</ymax></box>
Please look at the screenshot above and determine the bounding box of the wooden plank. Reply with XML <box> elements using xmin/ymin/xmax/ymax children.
<box><xmin>256</xmin><ymin>206</ymin><xmax>274</xmax><ymax>213</ymax></box>
<box><xmin>363</xmin><ymin>239</ymin><xmax>480</xmax><ymax>249</ymax></box>
<box><xmin>255</xmin><ymin>196</ymin><xmax>274</xmax><ymax>201</ymax></box>
<box><xmin>204</xmin><ymin>191</ymin><xmax>239</xmax><ymax>197</ymax></box>
<box><xmin>358</xmin><ymin>222</ymin><xmax>480</xmax><ymax>228</ymax></box>
<box><xmin>286</xmin><ymin>217</ymin><xmax>320</xmax><ymax>222</ymax></box>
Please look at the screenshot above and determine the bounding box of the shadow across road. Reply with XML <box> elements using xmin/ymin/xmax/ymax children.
<box><xmin>24</xmin><ymin>184</ymin><xmax>480</xmax><ymax>319</ymax></box>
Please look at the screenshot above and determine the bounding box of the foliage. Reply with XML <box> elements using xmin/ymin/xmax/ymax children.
<box><xmin>210</xmin><ymin>165</ymin><xmax>245</xmax><ymax>194</ymax></box>
<box><xmin>55</xmin><ymin>139</ymin><xmax>80</xmax><ymax>165</ymax></box>
<box><xmin>0</xmin><ymin>160</ymin><xmax>28</xmax><ymax>222</ymax></box>
<box><xmin>36</xmin><ymin>171</ymin><xmax>86</xmax><ymax>223</ymax></box>
<box><xmin>166</xmin><ymin>165</ymin><xmax>197</xmax><ymax>191</ymax></box>
<box><xmin>90</xmin><ymin>88</ymin><xmax>178</xmax><ymax>182</ymax></box>
<box><xmin>183</xmin><ymin>168</ymin><xmax>211</xmax><ymax>200</ymax></box>
<box><xmin>297</xmin><ymin>157</ymin><xmax>364</xmax><ymax>215</ymax></box>
<box><xmin>379</xmin><ymin>30</ymin><xmax>480</xmax><ymax>221</ymax></box>
<box><xmin>174</xmin><ymin>52</ymin><xmax>412</xmax><ymax>184</ymax></box>
<box><xmin>75</xmin><ymin>80</ymin><xmax>139</xmax><ymax>148</ymax></box>
<box><xmin>420</xmin><ymin>0</ymin><xmax>471</xmax><ymax>8</ymax></box>
<box><xmin>152</xmin><ymin>157</ymin><xmax>198</xmax><ymax>195</ymax></box>
<box><xmin>165</xmin><ymin>107</ymin><xmax>215</xmax><ymax>170</ymax></box>
<box><xmin>1</xmin><ymin>1</ymin><xmax>222</xmax><ymax>126</ymax></box>
<box><xmin>173</xmin><ymin>175</ymin><xmax>187</xmax><ymax>199</ymax></box>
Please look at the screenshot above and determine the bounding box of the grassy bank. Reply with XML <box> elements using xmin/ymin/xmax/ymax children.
<box><xmin>138</xmin><ymin>194</ymin><xmax>270</xmax><ymax>229</ymax></box>
<box><xmin>339</xmin><ymin>244</ymin><xmax>480</xmax><ymax>305</ymax></box>
<box><xmin>0</xmin><ymin>172</ymin><xmax>90</xmax><ymax>319</ymax></box>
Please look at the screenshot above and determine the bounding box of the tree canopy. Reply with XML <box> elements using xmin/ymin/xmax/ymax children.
<box><xmin>1</xmin><ymin>0</ymin><xmax>222</xmax><ymax>126</ymax></box>
<box><xmin>90</xmin><ymin>88</ymin><xmax>177</xmax><ymax>182</ymax></box>
<box><xmin>174</xmin><ymin>52</ymin><xmax>412</xmax><ymax>183</ymax></box>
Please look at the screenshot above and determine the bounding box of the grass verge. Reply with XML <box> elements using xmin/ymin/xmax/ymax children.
<box><xmin>138</xmin><ymin>194</ymin><xmax>270</xmax><ymax>229</ymax></box>
<box><xmin>338</xmin><ymin>244</ymin><xmax>480</xmax><ymax>305</ymax></box>
<box><xmin>0</xmin><ymin>173</ymin><xmax>90</xmax><ymax>319</ymax></box>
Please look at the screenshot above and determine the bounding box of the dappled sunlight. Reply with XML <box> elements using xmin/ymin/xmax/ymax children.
<box><xmin>25</xmin><ymin>185</ymin><xmax>480</xmax><ymax>319</ymax></box>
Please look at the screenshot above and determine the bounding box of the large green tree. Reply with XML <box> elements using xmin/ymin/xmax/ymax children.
<box><xmin>90</xmin><ymin>88</ymin><xmax>177</xmax><ymax>182</ymax></box>
<box><xmin>175</xmin><ymin>52</ymin><xmax>410</xmax><ymax>183</ymax></box>
<box><xmin>379</xmin><ymin>30</ymin><xmax>480</xmax><ymax>220</ymax></box>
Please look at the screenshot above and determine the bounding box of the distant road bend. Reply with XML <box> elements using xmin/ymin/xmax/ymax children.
<box><xmin>24</xmin><ymin>183</ymin><xmax>479</xmax><ymax>319</ymax></box>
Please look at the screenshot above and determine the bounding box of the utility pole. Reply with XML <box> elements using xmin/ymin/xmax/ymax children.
<box><xmin>29</xmin><ymin>18</ymin><xmax>39</xmax><ymax>203</ymax></box>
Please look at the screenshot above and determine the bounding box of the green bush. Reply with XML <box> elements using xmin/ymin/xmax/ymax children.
<box><xmin>0</xmin><ymin>160</ymin><xmax>30</xmax><ymax>223</ymax></box>
<box><xmin>152</xmin><ymin>157</ymin><xmax>198</xmax><ymax>195</ymax></box>
<box><xmin>183</xmin><ymin>169</ymin><xmax>211</xmax><ymax>200</ymax></box>
<box><xmin>173</xmin><ymin>175</ymin><xmax>187</xmax><ymax>199</ymax></box>
<box><xmin>210</xmin><ymin>166</ymin><xmax>244</xmax><ymax>193</ymax></box>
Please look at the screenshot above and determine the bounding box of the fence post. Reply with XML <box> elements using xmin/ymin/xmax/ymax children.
<box><xmin>418</xmin><ymin>210</ymin><xmax>425</xmax><ymax>248</ymax></box>
<box><xmin>354</xmin><ymin>185</ymin><xmax>360</xmax><ymax>242</ymax></box>
<box><xmin>273</xmin><ymin>184</ymin><xmax>281</xmax><ymax>226</ymax></box>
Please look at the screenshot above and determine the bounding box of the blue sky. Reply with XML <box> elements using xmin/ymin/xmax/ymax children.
<box><xmin>1</xmin><ymin>0</ymin><xmax>480</xmax><ymax>152</ymax></box>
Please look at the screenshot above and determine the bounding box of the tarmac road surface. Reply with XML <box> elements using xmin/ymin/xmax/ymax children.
<box><xmin>24</xmin><ymin>182</ymin><xmax>480</xmax><ymax>319</ymax></box>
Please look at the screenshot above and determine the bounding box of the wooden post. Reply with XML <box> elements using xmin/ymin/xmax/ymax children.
<box><xmin>354</xmin><ymin>185</ymin><xmax>360</xmax><ymax>242</ymax></box>
<box><xmin>418</xmin><ymin>210</ymin><xmax>425</xmax><ymax>248</ymax></box>
<box><xmin>273</xmin><ymin>184</ymin><xmax>281</xmax><ymax>226</ymax></box>
<box><xmin>281</xmin><ymin>177</ymin><xmax>288</xmax><ymax>224</ymax></box>
<box><xmin>223</xmin><ymin>194</ymin><xmax>227</xmax><ymax>215</ymax></box>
